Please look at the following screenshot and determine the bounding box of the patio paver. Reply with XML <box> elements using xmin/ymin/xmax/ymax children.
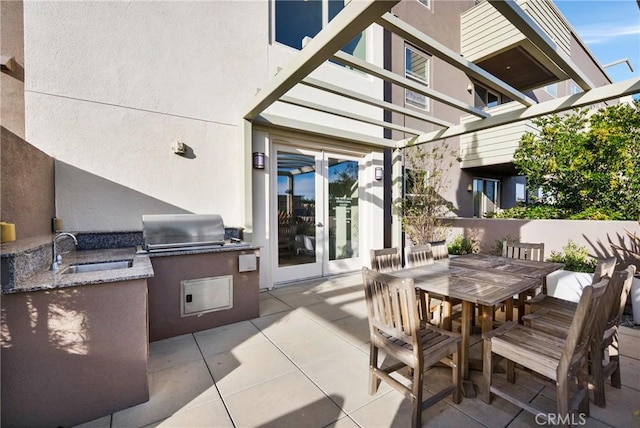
<box><xmin>75</xmin><ymin>273</ymin><xmax>640</xmax><ymax>427</ymax></box>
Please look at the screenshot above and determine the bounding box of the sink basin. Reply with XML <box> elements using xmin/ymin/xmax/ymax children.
<box><xmin>63</xmin><ymin>259</ymin><xmax>133</xmax><ymax>274</ymax></box>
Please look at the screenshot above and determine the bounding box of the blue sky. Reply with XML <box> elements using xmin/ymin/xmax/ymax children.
<box><xmin>554</xmin><ymin>0</ymin><xmax>640</xmax><ymax>83</ymax></box>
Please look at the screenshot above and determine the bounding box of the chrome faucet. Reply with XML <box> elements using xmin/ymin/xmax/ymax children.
<box><xmin>51</xmin><ymin>232</ymin><xmax>78</xmax><ymax>270</ymax></box>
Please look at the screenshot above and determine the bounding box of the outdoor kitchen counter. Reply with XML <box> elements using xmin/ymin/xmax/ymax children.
<box><xmin>140</xmin><ymin>242</ymin><xmax>261</xmax><ymax>257</ymax></box>
<box><xmin>2</xmin><ymin>247</ymin><xmax>154</xmax><ymax>294</ymax></box>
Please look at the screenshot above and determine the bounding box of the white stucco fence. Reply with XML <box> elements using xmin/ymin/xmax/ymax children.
<box><xmin>448</xmin><ymin>218</ymin><xmax>639</xmax><ymax>259</ymax></box>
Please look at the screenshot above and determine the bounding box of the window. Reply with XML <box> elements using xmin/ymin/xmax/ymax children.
<box><xmin>569</xmin><ymin>82</ymin><xmax>581</xmax><ymax>95</ymax></box>
<box><xmin>474</xmin><ymin>85</ymin><xmax>501</xmax><ymax>109</ymax></box>
<box><xmin>418</xmin><ymin>0</ymin><xmax>431</xmax><ymax>9</ymax></box>
<box><xmin>473</xmin><ymin>178</ymin><xmax>499</xmax><ymax>217</ymax></box>
<box><xmin>275</xmin><ymin>0</ymin><xmax>366</xmax><ymax>60</ymax></box>
<box><xmin>515</xmin><ymin>182</ymin><xmax>526</xmax><ymax>203</ymax></box>
<box><xmin>405</xmin><ymin>45</ymin><xmax>430</xmax><ymax>110</ymax></box>
<box><xmin>544</xmin><ymin>83</ymin><xmax>557</xmax><ymax>98</ymax></box>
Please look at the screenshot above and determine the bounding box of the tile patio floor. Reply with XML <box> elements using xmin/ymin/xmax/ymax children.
<box><xmin>77</xmin><ymin>273</ymin><xmax>640</xmax><ymax>428</ymax></box>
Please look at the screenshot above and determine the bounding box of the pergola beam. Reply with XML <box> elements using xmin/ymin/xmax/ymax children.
<box><xmin>243</xmin><ymin>0</ymin><xmax>399</xmax><ymax>120</ymax></box>
<box><xmin>278</xmin><ymin>96</ymin><xmax>425</xmax><ymax>135</ymax></box>
<box><xmin>333</xmin><ymin>50</ymin><xmax>489</xmax><ymax>118</ymax></box>
<box><xmin>301</xmin><ymin>77</ymin><xmax>453</xmax><ymax>128</ymax></box>
<box><xmin>254</xmin><ymin>114</ymin><xmax>398</xmax><ymax>149</ymax></box>
<box><xmin>399</xmin><ymin>77</ymin><xmax>640</xmax><ymax>147</ymax></box>
<box><xmin>377</xmin><ymin>13</ymin><xmax>536</xmax><ymax>107</ymax></box>
<box><xmin>489</xmin><ymin>0</ymin><xmax>595</xmax><ymax>91</ymax></box>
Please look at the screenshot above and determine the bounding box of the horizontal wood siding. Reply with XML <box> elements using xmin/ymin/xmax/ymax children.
<box><xmin>459</xmin><ymin>116</ymin><xmax>537</xmax><ymax>168</ymax></box>
<box><xmin>461</xmin><ymin>1</ymin><xmax>522</xmax><ymax>61</ymax></box>
<box><xmin>461</xmin><ymin>0</ymin><xmax>570</xmax><ymax>61</ymax></box>
<box><xmin>520</xmin><ymin>0</ymin><xmax>570</xmax><ymax>55</ymax></box>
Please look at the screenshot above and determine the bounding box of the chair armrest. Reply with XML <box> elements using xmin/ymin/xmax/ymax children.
<box><xmin>525</xmin><ymin>294</ymin><xmax>547</xmax><ymax>305</ymax></box>
<box><xmin>521</xmin><ymin>308</ymin><xmax>552</xmax><ymax>323</ymax></box>
<box><xmin>482</xmin><ymin>321</ymin><xmax>517</xmax><ymax>340</ymax></box>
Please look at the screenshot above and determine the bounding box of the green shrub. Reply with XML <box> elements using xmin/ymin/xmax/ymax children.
<box><xmin>493</xmin><ymin>204</ymin><xmax>566</xmax><ymax>219</ymax></box>
<box><xmin>546</xmin><ymin>240</ymin><xmax>597</xmax><ymax>273</ymax></box>
<box><xmin>568</xmin><ymin>207</ymin><xmax>625</xmax><ymax>220</ymax></box>
<box><xmin>491</xmin><ymin>203</ymin><xmax>626</xmax><ymax>220</ymax></box>
<box><xmin>448</xmin><ymin>234</ymin><xmax>477</xmax><ymax>255</ymax></box>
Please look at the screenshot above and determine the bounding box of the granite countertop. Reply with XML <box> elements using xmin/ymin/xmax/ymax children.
<box><xmin>4</xmin><ymin>247</ymin><xmax>154</xmax><ymax>295</ymax></box>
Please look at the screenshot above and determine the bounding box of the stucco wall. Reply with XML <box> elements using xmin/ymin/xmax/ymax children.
<box><xmin>1</xmin><ymin>0</ymin><xmax>55</xmax><ymax>238</ymax></box>
<box><xmin>1</xmin><ymin>0</ymin><xmax>25</xmax><ymax>139</ymax></box>
<box><xmin>22</xmin><ymin>1</ymin><xmax>388</xmax><ymax>233</ymax></box>
<box><xmin>449</xmin><ymin>218</ymin><xmax>640</xmax><ymax>264</ymax></box>
<box><xmin>23</xmin><ymin>1</ymin><xmax>270</xmax><ymax>231</ymax></box>
<box><xmin>1</xmin><ymin>128</ymin><xmax>55</xmax><ymax>237</ymax></box>
<box><xmin>388</xmin><ymin>1</ymin><xmax>480</xmax><ymax>219</ymax></box>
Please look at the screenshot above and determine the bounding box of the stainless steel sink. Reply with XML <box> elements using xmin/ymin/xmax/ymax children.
<box><xmin>63</xmin><ymin>260</ymin><xmax>133</xmax><ymax>274</ymax></box>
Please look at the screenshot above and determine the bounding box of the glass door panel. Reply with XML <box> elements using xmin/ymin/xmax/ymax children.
<box><xmin>325</xmin><ymin>155</ymin><xmax>362</xmax><ymax>274</ymax></box>
<box><xmin>277</xmin><ymin>152</ymin><xmax>317</xmax><ymax>267</ymax></box>
<box><xmin>328</xmin><ymin>158</ymin><xmax>359</xmax><ymax>261</ymax></box>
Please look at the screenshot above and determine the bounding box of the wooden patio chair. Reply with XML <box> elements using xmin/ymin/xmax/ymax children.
<box><xmin>405</xmin><ymin>244</ymin><xmax>443</xmax><ymax>325</ymax></box>
<box><xmin>405</xmin><ymin>243</ymin><xmax>434</xmax><ymax>268</ymax></box>
<box><xmin>502</xmin><ymin>240</ymin><xmax>545</xmax><ymax>262</ymax></box>
<box><xmin>482</xmin><ymin>277</ymin><xmax>610</xmax><ymax>427</ymax></box>
<box><xmin>524</xmin><ymin>257</ymin><xmax>617</xmax><ymax>316</ymax></box>
<box><xmin>404</xmin><ymin>241</ymin><xmax>462</xmax><ymax>330</ymax></box>
<box><xmin>362</xmin><ymin>267</ymin><xmax>461</xmax><ymax>428</ymax></box>
<box><xmin>523</xmin><ymin>265</ymin><xmax>636</xmax><ymax>407</ymax></box>
<box><xmin>370</xmin><ymin>247</ymin><xmax>402</xmax><ymax>273</ymax></box>
<box><xmin>492</xmin><ymin>241</ymin><xmax>545</xmax><ymax>321</ymax></box>
<box><xmin>428</xmin><ymin>240</ymin><xmax>449</xmax><ymax>261</ymax></box>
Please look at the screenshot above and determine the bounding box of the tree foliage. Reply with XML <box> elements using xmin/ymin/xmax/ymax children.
<box><xmin>513</xmin><ymin>102</ymin><xmax>640</xmax><ymax>220</ymax></box>
<box><xmin>399</xmin><ymin>143</ymin><xmax>459</xmax><ymax>244</ymax></box>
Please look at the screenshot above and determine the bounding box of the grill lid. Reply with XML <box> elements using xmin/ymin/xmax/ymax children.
<box><xmin>142</xmin><ymin>214</ymin><xmax>225</xmax><ymax>250</ymax></box>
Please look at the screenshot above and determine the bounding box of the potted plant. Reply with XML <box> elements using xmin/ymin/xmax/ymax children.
<box><xmin>544</xmin><ymin>240</ymin><xmax>598</xmax><ymax>303</ymax></box>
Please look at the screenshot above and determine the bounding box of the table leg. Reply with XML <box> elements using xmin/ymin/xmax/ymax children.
<box><xmin>517</xmin><ymin>292</ymin><xmax>527</xmax><ymax>324</ymax></box>
<box><xmin>461</xmin><ymin>301</ymin><xmax>472</xmax><ymax>379</ymax></box>
<box><xmin>460</xmin><ymin>300</ymin><xmax>476</xmax><ymax>398</ymax></box>
<box><xmin>442</xmin><ymin>299</ymin><xmax>452</xmax><ymax>331</ymax></box>
<box><xmin>505</xmin><ymin>298</ymin><xmax>513</xmax><ymax>322</ymax></box>
<box><xmin>480</xmin><ymin>304</ymin><xmax>493</xmax><ymax>347</ymax></box>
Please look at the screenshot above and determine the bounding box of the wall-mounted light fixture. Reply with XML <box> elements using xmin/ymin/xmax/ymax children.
<box><xmin>467</xmin><ymin>183</ymin><xmax>473</xmax><ymax>192</ymax></box>
<box><xmin>466</xmin><ymin>83</ymin><xmax>473</xmax><ymax>93</ymax></box>
<box><xmin>171</xmin><ymin>141</ymin><xmax>186</xmax><ymax>155</ymax></box>
<box><xmin>253</xmin><ymin>152</ymin><xmax>265</xmax><ymax>169</ymax></box>
<box><xmin>375</xmin><ymin>167</ymin><xmax>384</xmax><ymax>181</ymax></box>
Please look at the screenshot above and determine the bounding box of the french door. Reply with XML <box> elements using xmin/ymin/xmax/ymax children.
<box><xmin>272</xmin><ymin>145</ymin><xmax>362</xmax><ymax>284</ymax></box>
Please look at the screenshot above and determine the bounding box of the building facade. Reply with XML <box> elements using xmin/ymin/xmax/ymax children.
<box><xmin>1</xmin><ymin>0</ymin><xmax>623</xmax><ymax>289</ymax></box>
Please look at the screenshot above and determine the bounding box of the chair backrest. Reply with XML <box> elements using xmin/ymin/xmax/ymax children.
<box><xmin>502</xmin><ymin>241</ymin><xmax>544</xmax><ymax>261</ymax></box>
<box><xmin>362</xmin><ymin>267</ymin><xmax>420</xmax><ymax>353</ymax></box>
<box><xmin>405</xmin><ymin>244</ymin><xmax>434</xmax><ymax>268</ymax></box>
<box><xmin>370</xmin><ymin>247</ymin><xmax>402</xmax><ymax>273</ymax></box>
<box><xmin>592</xmin><ymin>256</ymin><xmax>617</xmax><ymax>284</ymax></box>
<box><xmin>428</xmin><ymin>240</ymin><xmax>449</xmax><ymax>260</ymax></box>
<box><xmin>603</xmin><ymin>265</ymin><xmax>636</xmax><ymax>332</ymax></box>
<box><xmin>559</xmin><ymin>277</ymin><xmax>609</xmax><ymax>377</ymax></box>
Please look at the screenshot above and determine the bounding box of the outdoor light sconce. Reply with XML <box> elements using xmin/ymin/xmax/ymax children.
<box><xmin>253</xmin><ymin>152</ymin><xmax>265</xmax><ymax>170</ymax></box>
<box><xmin>375</xmin><ymin>167</ymin><xmax>384</xmax><ymax>181</ymax></box>
<box><xmin>467</xmin><ymin>183</ymin><xmax>473</xmax><ymax>192</ymax></box>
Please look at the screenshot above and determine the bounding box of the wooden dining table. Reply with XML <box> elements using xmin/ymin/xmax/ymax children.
<box><xmin>387</xmin><ymin>254</ymin><xmax>564</xmax><ymax>397</ymax></box>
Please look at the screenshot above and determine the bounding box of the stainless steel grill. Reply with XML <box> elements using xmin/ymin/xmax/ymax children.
<box><xmin>140</xmin><ymin>214</ymin><xmax>245</xmax><ymax>253</ymax></box>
